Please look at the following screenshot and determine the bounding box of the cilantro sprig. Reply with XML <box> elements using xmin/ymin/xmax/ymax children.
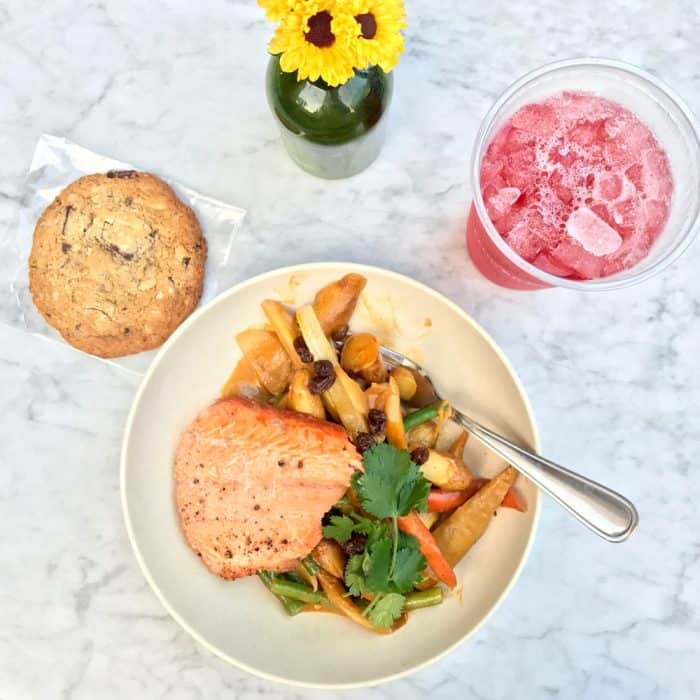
<box><xmin>322</xmin><ymin>444</ymin><xmax>430</xmax><ymax>628</ymax></box>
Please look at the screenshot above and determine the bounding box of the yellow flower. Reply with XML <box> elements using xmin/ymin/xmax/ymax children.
<box><xmin>268</xmin><ymin>1</ymin><xmax>358</xmax><ymax>86</ymax></box>
<box><xmin>257</xmin><ymin>0</ymin><xmax>296</xmax><ymax>22</ymax></box>
<box><xmin>346</xmin><ymin>0</ymin><xmax>406</xmax><ymax>73</ymax></box>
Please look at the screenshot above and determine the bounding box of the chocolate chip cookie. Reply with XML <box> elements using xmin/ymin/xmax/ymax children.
<box><xmin>29</xmin><ymin>170</ymin><xmax>207</xmax><ymax>358</ymax></box>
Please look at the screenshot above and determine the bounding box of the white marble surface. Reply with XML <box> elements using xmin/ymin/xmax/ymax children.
<box><xmin>1</xmin><ymin>1</ymin><xmax>699</xmax><ymax>698</ymax></box>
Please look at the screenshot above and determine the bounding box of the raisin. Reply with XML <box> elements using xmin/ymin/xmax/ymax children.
<box><xmin>331</xmin><ymin>325</ymin><xmax>349</xmax><ymax>343</ymax></box>
<box><xmin>293</xmin><ymin>336</ymin><xmax>314</xmax><ymax>363</ymax></box>
<box><xmin>342</xmin><ymin>533</ymin><xmax>367</xmax><ymax>556</ymax></box>
<box><xmin>410</xmin><ymin>446</ymin><xmax>430</xmax><ymax>466</ymax></box>
<box><xmin>367</xmin><ymin>408</ymin><xmax>387</xmax><ymax>436</ymax></box>
<box><xmin>182</xmin><ymin>257</ymin><xmax>191</xmax><ymax>268</ymax></box>
<box><xmin>355</xmin><ymin>432</ymin><xmax>375</xmax><ymax>454</ymax></box>
<box><xmin>309</xmin><ymin>360</ymin><xmax>335</xmax><ymax>394</ymax></box>
<box><xmin>331</xmin><ymin>325</ymin><xmax>349</xmax><ymax>353</ymax></box>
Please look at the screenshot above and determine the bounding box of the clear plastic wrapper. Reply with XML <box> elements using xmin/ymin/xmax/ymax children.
<box><xmin>0</xmin><ymin>134</ymin><xmax>246</xmax><ymax>374</ymax></box>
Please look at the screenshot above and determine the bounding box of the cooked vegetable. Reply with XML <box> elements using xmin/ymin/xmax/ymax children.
<box><xmin>403</xmin><ymin>401</ymin><xmax>444</xmax><ymax>432</ymax></box>
<box><xmin>407</xmin><ymin>420</ymin><xmax>438</xmax><ymax>449</ymax></box>
<box><xmin>501</xmin><ymin>487</ymin><xmax>527</xmax><ymax>512</ymax></box>
<box><xmin>432</xmin><ymin>466</ymin><xmax>517</xmax><ymax>567</ymax></box>
<box><xmin>408</xmin><ymin>370</ymin><xmax>439</xmax><ymax>407</ymax></box>
<box><xmin>365</xmin><ymin>382</ymin><xmax>389</xmax><ymax>410</ymax></box>
<box><xmin>385</xmin><ymin>376</ymin><xmax>407</xmax><ymax>449</ymax></box>
<box><xmin>258</xmin><ymin>572</ymin><xmax>305</xmax><ymax>615</ymax></box>
<box><xmin>261</xmin><ymin>299</ymin><xmax>303</xmax><ymax>369</ymax></box>
<box><xmin>418</xmin><ymin>510</ymin><xmax>441</xmax><ymax>529</ymax></box>
<box><xmin>268</xmin><ymin>577</ymin><xmax>327</xmax><ymax>604</ymax></box>
<box><xmin>420</xmin><ymin>449</ymin><xmax>472</xmax><ymax>491</ymax></box>
<box><xmin>221</xmin><ymin>356</ymin><xmax>269</xmax><ymax>401</ymax></box>
<box><xmin>397</xmin><ymin>510</ymin><xmax>457</xmax><ymax>588</ymax></box>
<box><xmin>390</xmin><ymin>366</ymin><xmax>417</xmax><ymax>401</ymax></box>
<box><xmin>302</xmin><ymin>555</ymin><xmax>321</xmax><ymax>575</ymax></box>
<box><xmin>296</xmin><ymin>304</ymin><xmax>368</xmax><ymax>436</ymax></box>
<box><xmin>312</xmin><ymin>273</ymin><xmax>367</xmax><ymax>335</ymax></box>
<box><xmin>236</xmin><ymin>329</ymin><xmax>293</xmax><ymax>395</ymax></box>
<box><xmin>312</xmin><ymin>538</ymin><xmax>347</xmax><ymax>579</ymax></box>
<box><xmin>403</xmin><ymin>587</ymin><xmax>443</xmax><ymax>611</ymax></box>
<box><xmin>317</xmin><ymin>570</ymin><xmax>394</xmax><ymax>634</ymax></box>
<box><xmin>295</xmin><ymin>562</ymin><xmax>319</xmax><ymax>591</ymax></box>
<box><xmin>288</xmin><ymin>368</ymin><xmax>326</xmax><ymax>419</ymax></box>
<box><xmin>427</xmin><ymin>488</ymin><xmax>471</xmax><ymax>513</ymax></box>
<box><xmin>448</xmin><ymin>430</ymin><xmax>469</xmax><ymax>461</ymax></box>
<box><xmin>341</xmin><ymin>333</ymin><xmax>387</xmax><ymax>383</ymax></box>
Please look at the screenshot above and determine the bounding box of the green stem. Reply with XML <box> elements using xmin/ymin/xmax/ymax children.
<box><xmin>258</xmin><ymin>572</ymin><xmax>305</xmax><ymax>615</ymax></box>
<box><xmin>403</xmin><ymin>401</ymin><xmax>444</xmax><ymax>432</ymax></box>
<box><xmin>403</xmin><ymin>587</ymin><xmax>444</xmax><ymax>611</ymax></box>
<box><xmin>390</xmin><ymin>516</ymin><xmax>399</xmax><ymax>577</ymax></box>
<box><xmin>268</xmin><ymin>578</ymin><xmax>327</xmax><ymax>605</ymax></box>
<box><xmin>361</xmin><ymin>593</ymin><xmax>383</xmax><ymax>618</ymax></box>
<box><xmin>302</xmin><ymin>556</ymin><xmax>320</xmax><ymax>576</ymax></box>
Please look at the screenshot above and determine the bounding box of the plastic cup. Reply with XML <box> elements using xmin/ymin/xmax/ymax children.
<box><xmin>467</xmin><ymin>58</ymin><xmax>700</xmax><ymax>291</ymax></box>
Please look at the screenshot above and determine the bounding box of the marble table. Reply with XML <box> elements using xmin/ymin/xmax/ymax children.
<box><xmin>1</xmin><ymin>1</ymin><xmax>699</xmax><ymax>698</ymax></box>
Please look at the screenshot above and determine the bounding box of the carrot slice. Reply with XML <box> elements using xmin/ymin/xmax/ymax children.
<box><xmin>426</xmin><ymin>488</ymin><xmax>471</xmax><ymax>513</ymax></box>
<box><xmin>500</xmin><ymin>487</ymin><xmax>526</xmax><ymax>512</ymax></box>
<box><xmin>397</xmin><ymin>510</ymin><xmax>457</xmax><ymax>588</ymax></box>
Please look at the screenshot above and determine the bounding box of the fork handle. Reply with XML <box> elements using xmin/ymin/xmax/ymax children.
<box><xmin>452</xmin><ymin>410</ymin><xmax>639</xmax><ymax>542</ymax></box>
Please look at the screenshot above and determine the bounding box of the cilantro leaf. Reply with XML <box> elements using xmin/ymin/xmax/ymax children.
<box><xmin>368</xmin><ymin>592</ymin><xmax>405</xmax><ymax>628</ymax></box>
<box><xmin>322</xmin><ymin>514</ymin><xmax>356</xmax><ymax>543</ymax></box>
<box><xmin>364</xmin><ymin>537</ymin><xmax>393</xmax><ymax>593</ymax></box>
<box><xmin>355</xmin><ymin>444</ymin><xmax>430</xmax><ymax>519</ymax></box>
<box><xmin>344</xmin><ymin>555</ymin><xmax>366</xmax><ymax>597</ymax></box>
<box><xmin>392</xmin><ymin>547</ymin><xmax>426</xmax><ymax>593</ymax></box>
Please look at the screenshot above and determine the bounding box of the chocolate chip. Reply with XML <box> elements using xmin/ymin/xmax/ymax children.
<box><xmin>355</xmin><ymin>432</ymin><xmax>375</xmax><ymax>454</ymax></box>
<box><xmin>106</xmin><ymin>169</ymin><xmax>138</xmax><ymax>179</ymax></box>
<box><xmin>293</xmin><ymin>336</ymin><xmax>314</xmax><ymax>363</ymax></box>
<box><xmin>410</xmin><ymin>446</ymin><xmax>430</xmax><ymax>466</ymax></box>
<box><xmin>277</xmin><ymin>460</ymin><xmax>286</xmax><ymax>467</ymax></box>
<box><xmin>309</xmin><ymin>359</ymin><xmax>335</xmax><ymax>394</ymax></box>
<box><xmin>182</xmin><ymin>257</ymin><xmax>191</xmax><ymax>268</ymax></box>
<box><xmin>123</xmin><ymin>327</ymin><xmax>130</xmax><ymax>335</ymax></box>
<box><xmin>368</xmin><ymin>408</ymin><xmax>387</xmax><ymax>436</ymax></box>
<box><xmin>61</xmin><ymin>242</ymin><xmax>71</xmax><ymax>253</ymax></box>
<box><xmin>60</xmin><ymin>206</ymin><xmax>74</xmax><ymax>236</ymax></box>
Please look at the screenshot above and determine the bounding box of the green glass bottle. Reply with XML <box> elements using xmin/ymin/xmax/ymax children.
<box><xmin>266</xmin><ymin>54</ymin><xmax>394</xmax><ymax>179</ymax></box>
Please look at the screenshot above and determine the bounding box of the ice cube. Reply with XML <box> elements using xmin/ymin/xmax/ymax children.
<box><xmin>486</xmin><ymin>187</ymin><xmax>521</xmax><ymax>220</ymax></box>
<box><xmin>532</xmin><ymin>252</ymin><xmax>576</xmax><ymax>277</ymax></box>
<box><xmin>511</xmin><ymin>103</ymin><xmax>558</xmax><ymax>137</ymax></box>
<box><xmin>549</xmin><ymin>241</ymin><xmax>605</xmax><ymax>279</ymax></box>
<box><xmin>594</xmin><ymin>172</ymin><xmax>622</xmax><ymax>201</ymax></box>
<box><xmin>643</xmin><ymin>199</ymin><xmax>670</xmax><ymax>236</ymax></box>
<box><xmin>503</xmin><ymin>220</ymin><xmax>545</xmax><ymax>262</ymax></box>
<box><xmin>566</xmin><ymin>207</ymin><xmax>623</xmax><ymax>256</ymax></box>
<box><xmin>642</xmin><ymin>149</ymin><xmax>673</xmax><ymax>200</ymax></box>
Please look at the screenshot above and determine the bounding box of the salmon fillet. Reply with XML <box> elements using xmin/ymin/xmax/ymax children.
<box><xmin>174</xmin><ymin>397</ymin><xmax>361</xmax><ymax>579</ymax></box>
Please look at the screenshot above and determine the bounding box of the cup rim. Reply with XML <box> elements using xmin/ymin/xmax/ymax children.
<box><xmin>470</xmin><ymin>57</ymin><xmax>700</xmax><ymax>291</ymax></box>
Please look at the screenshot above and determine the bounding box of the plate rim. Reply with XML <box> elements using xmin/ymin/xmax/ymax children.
<box><xmin>120</xmin><ymin>261</ymin><xmax>541</xmax><ymax>689</ymax></box>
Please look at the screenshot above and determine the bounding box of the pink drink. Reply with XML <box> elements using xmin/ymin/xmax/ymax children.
<box><xmin>478</xmin><ymin>91</ymin><xmax>673</xmax><ymax>280</ymax></box>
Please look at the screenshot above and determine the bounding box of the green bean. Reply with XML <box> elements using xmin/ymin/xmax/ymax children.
<box><xmin>269</xmin><ymin>394</ymin><xmax>285</xmax><ymax>406</ymax></box>
<box><xmin>268</xmin><ymin>577</ymin><xmax>327</xmax><ymax>605</ymax></box>
<box><xmin>403</xmin><ymin>587</ymin><xmax>444</xmax><ymax>611</ymax></box>
<box><xmin>403</xmin><ymin>401</ymin><xmax>444</xmax><ymax>432</ymax></box>
<box><xmin>258</xmin><ymin>572</ymin><xmax>305</xmax><ymax>615</ymax></box>
<box><xmin>302</xmin><ymin>556</ymin><xmax>321</xmax><ymax>576</ymax></box>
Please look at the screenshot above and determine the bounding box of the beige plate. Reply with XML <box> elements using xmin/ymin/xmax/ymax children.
<box><xmin>121</xmin><ymin>263</ymin><xmax>541</xmax><ymax>688</ymax></box>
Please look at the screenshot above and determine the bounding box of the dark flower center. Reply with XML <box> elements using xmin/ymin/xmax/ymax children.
<box><xmin>355</xmin><ymin>12</ymin><xmax>377</xmax><ymax>39</ymax></box>
<box><xmin>305</xmin><ymin>11</ymin><xmax>335</xmax><ymax>47</ymax></box>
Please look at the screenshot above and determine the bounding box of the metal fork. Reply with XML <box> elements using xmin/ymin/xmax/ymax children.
<box><xmin>380</xmin><ymin>346</ymin><xmax>639</xmax><ymax>542</ymax></box>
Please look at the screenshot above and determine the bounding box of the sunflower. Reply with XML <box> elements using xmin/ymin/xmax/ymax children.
<box><xmin>268</xmin><ymin>1</ymin><xmax>358</xmax><ymax>86</ymax></box>
<box><xmin>258</xmin><ymin>0</ymin><xmax>296</xmax><ymax>22</ymax></box>
<box><xmin>346</xmin><ymin>0</ymin><xmax>406</xmax><ymax>73</ymax></box>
